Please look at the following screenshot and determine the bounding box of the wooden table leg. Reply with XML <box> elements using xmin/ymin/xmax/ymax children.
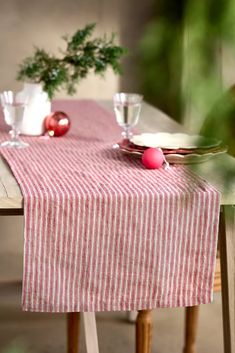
<box><xmin>183</xmin><ymin>306</ymin><xmax>199</xmax><ymax>353</ymax></box>
<box><xmin>67</xmin><ymin>313</ymin><xmax>80</xmax><ymax>353</ymax></box>
<box><xmin>219</xmin><ymin>206</ymin><xmax>235</xmax><ymax>353</ymax></box>
<box><xmin>136</xmin><ymin>310</ymin><xmax>153</xmax><ymax>353</ymax></box>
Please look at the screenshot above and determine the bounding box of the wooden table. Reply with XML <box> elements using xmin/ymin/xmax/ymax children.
<box><xmin>0</xmin><ymin>101</ymin><xmax>234</xmax><ymax>353</ymax></box>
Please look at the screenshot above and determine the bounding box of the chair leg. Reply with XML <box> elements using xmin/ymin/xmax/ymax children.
<box><xmin>183</xmin><ymin>306</ymin><xmax>199</xmax><ymax>353</ymax></box>
<box><xmin>127</xmin><ymin>310</ymin><xmax>138</xmax><ymax>323</ymax></box>
<box><xmin>136</xmin><ymin>309</ymin><xmax>153</xmax><ymax>353</ymax></box>
<box><xmin>67</xmin><ymin>313</ymin><xmax>80</xmax><ymax>353</ymax></box>
<box><xmin>83</xmin><ymin>312</ymin><xmax>99</xmax><ymax>353</ymax></box>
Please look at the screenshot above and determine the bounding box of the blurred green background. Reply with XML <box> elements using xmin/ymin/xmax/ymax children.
<box><xmin>138</xmin><ymin>0</ymin><xmax>235</xmax><ymax>134</ymax></box>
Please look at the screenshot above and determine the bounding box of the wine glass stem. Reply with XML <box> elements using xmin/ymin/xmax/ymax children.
<box><xmin>10</xmin><ymin>127</ymin><xmax>20</xmax><ymax>142</ymax></box>
<box><xmin>122</xmin><ymin>127</ymin><xmax>132</xmax><ymax>140</ymax></box>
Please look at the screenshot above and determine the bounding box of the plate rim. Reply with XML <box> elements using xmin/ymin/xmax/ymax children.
<box><xmin>118</xmin><ymin>144</ymin><xmax>227</xmax><ymax>164</ymax></box>
<box><xmin>131</xmin><ymin>132</ymin><xmax>221</xmax><ymax>149</ymax></box>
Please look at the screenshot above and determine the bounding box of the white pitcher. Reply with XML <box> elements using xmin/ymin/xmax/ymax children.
<box><xmin>17</xmin><ymin>83</ymin><xmax>51</xmax><ymax>136</ymax></box>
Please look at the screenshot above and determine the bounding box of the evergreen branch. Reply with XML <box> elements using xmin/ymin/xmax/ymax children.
<box><xmin>17</xmin><ymin>24</ymin><xmax>127</xmax><ymax>99</ymax></box>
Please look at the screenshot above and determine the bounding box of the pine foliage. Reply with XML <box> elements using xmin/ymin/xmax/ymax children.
<box><xmin>17</xmin><ymin>24</ymin><xmax>126</xmax><ymax>99</ymax></box>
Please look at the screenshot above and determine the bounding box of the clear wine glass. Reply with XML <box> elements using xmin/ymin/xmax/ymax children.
<box><xmin>0</xmin><ymin>91</ymin><xmax>29</xmax><ymax>148</ymax></box>
<box><xmin>113</xmin><ymin>93</ymin><xmax>143</xmax><ymax>143</ymax></box>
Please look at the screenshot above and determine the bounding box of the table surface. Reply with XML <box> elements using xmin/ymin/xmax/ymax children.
<box><xmin>0</xmin><ymin>100</ymin><xmax>235</xmax><ymax>209</ymax></box>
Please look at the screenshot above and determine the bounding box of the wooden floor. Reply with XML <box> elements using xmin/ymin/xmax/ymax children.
<box><xmin>0</xmin><ymin>282</ymin><xmax>223</xmax><ymax>353</ymax></box>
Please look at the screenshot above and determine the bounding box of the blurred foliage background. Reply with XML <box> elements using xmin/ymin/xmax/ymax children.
<box><xmin>139</xmin><ymin>0</ymin><xmax>184</xmax><ymax>122</ymax></box>
<box><xmin>139</xmin><ymin>0</ymin><xmax>235</xmax><ymax>144</ymax></box>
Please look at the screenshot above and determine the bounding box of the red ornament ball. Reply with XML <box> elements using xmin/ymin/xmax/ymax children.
<box><xmin>45</xmin><ymin>111</ymin><xmax>71</xmax><ymax>137</ymax></box>
<box><xmin>142</xmin><ymin>148</ymin><xmax>164</xmax><ymax>169</ymax></box>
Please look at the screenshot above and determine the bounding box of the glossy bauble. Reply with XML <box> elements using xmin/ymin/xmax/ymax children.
<box><xmin>45</xmin><ymin>111</ymin><xmax>71</xmax><ymax>137</ymax></box>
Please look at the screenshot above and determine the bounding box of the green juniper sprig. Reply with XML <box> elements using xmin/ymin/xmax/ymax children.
<box><xmin>17</xmin><ymin>23</ymin><xmax>127</xmax><ymax>99</ymax></box>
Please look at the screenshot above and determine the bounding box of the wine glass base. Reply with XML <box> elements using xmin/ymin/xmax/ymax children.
<box><xmin>1</xmin><ymin>140</ymin><xmax>29</xmax><ymax>149</ymax></box>
<box><xmin>112</xmin><ymin>142</ymin><xmax>120</xmax><ymax>150</ymax></box>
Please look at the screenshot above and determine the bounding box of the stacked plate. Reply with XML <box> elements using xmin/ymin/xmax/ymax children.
<box><xmin>118</xmin><ymin>132</ymin><xmax>227</xmax><ymax>164</ymax></box>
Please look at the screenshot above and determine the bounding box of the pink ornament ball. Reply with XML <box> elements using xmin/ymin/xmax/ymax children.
<box><xmin>142</xmin><ymin>148</ymin><xmax>164</xmax><ymax>169</ymax></box>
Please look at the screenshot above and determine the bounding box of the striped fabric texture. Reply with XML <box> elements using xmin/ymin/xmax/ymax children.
<box><xmin>0</xmin><ymin>100</ymin><xmax>220</xmax><ymax>312</ymax></box>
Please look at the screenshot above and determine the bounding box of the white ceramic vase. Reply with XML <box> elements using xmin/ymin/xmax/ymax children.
<box><xmin>17</xmin><ymin>83</ymin><xmax>51</xmax><ymax>136</ymax></box>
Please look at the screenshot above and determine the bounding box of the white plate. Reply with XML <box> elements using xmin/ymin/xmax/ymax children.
<box><xmin>131</xmin><ymin>133</ymin><xmax>221</xmax><ymax>149</ymax></box>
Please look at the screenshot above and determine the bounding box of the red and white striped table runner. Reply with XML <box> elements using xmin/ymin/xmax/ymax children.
<box><xmin>0</xmin><ymin>100</ymin><xmax>220</xmax><ymax>312</ymax></box>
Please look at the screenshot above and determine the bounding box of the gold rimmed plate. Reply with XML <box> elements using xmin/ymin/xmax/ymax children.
<box><xmin>117</xmin><ymin>140</ymin><xmax>227</xmax><ymax>164</ymax></box>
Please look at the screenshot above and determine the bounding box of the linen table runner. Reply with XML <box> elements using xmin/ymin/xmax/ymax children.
<box><xmin>0</xmin><ymin>100</ymin><xmax>220</xmax><ymax>312</ymax></box>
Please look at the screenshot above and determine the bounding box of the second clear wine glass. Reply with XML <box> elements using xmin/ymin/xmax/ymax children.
<box><xmin>113</xmin><ymin>93</ymin><xmax>143</xmax><ymax>142</ymax></box>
